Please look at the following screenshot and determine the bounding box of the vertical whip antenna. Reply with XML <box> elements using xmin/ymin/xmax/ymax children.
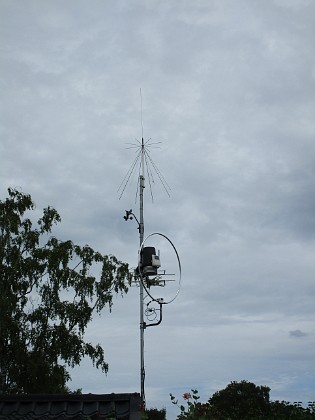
<box><xmin>117</xmin><ymin>92</ymin><xmax>171</xmax><ymax>202</ymax></box>
<box><xmin>140</xmin><ymin>88</ymin><xmax>144</xmax><ymax>140</ymax></box>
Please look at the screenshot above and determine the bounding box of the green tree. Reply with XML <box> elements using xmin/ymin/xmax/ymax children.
<box><xmin>0</xmin><ymin>188</ymin><xmax>130</xmax><ymax>394</ymax></box>
<box><xmin>144</xmin><ymin>407</ymin><xmax>167</xmax><ymax>420</ymax></box>
<box><xmin>172</xmin><ymin>382</ymin><xmax>315</xmax><ymax>419</ymax></box>
<box><xmin>208</xmin><ymin>381</ymin><xmax>315</xmax><ymax>419</ymax></box>
<box><xmin>268</xmin><ymin>400</ymin><xmax>315</xmax><ymax>420</ymax></box>
<box><xmin>208</xmin><ymin>380</ymin><xmax>270</xmax><ymax>419</ymax></box>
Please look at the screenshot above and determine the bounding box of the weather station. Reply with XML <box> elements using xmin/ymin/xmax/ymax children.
<box><xmin>119</xmin><ymin>92</ymin><xmax>181</xmax><ymax>409</ymax></box>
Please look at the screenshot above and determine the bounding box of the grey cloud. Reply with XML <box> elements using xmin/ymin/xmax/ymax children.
<box><xmin>1</xmin><ymin>0</ymin><xmax>315</xmax><ymax>415</ymax></box>
<box><xmin>290</xmin><ymin>329</ymin><xmax>308</xmax><ymax>338</ymax></box>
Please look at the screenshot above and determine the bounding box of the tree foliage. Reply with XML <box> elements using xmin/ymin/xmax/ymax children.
<box><xmin>0</xmin><ymin>188</ymin><xmax>130</xmax><ymax>394</ymax></box>
<box><xmin>209</xmin><ymin>380</ymin><xmax>270</xmax><ymax>419</ymax></box>
<box><xmin>171</xmin><ymin>380</ymin><xmax>315</xmax><ymax>419</ymax></box>
<box><xmin>144</xmin><ymin>407</ymin><xmax>167</xmax><ymax>420</ymax></box>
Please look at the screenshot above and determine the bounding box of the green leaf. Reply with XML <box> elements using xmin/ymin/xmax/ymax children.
<box><xmin>0</xmin><ymin>188</ymin><xmax>129</xmax><ymax>394</ymax></box>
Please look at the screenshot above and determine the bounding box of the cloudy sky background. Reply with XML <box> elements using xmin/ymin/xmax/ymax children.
<box><xmin>1</xmin><ymin>0</ymin><xmax>314</xmax><ymax>416</ymax></box>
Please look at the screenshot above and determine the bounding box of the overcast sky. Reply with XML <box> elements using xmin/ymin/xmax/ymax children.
<box><xmin>1</xmin><ymin>0</ymin><xmax>314</xmax><ymax>416</ymax></box>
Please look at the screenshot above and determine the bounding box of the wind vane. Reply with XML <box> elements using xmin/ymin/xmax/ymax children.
<box><xmin>120</xmin><ymin>90</ymin><xmax>181</xmax><ymax>410</ymax></box>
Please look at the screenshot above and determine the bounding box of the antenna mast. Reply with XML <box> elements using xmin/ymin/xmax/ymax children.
<box><xmin>121</xmin><ymin>90</ymin><xmax>178</xmax><ymax>410</ymax></box>
<box><xmin>139</xmin><ymin>136</ymin><xmax>145</xmax><ymax>405</ymax></box>
<box><xmin>139</xmin><ymin>88</ymin><xmax>145</xmax><ymax>405</ymax></box>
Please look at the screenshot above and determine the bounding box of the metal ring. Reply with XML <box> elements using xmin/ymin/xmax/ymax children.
<box><xmin>138</xmin><ymin>232</ymin><xmax>181</xmax><ymax>304</ymax></box>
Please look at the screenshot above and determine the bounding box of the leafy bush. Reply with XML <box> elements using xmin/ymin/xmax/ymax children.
<box><xmin>170</xmin><ymin>389</ymin><xmax>211</xmax><ymax>419</ymax></box>
<box><xmin>171</xmin><ymin>381</ymin><xmax>315</xmax><ymax>419</ymax></box>
<box><xmin>142</xmin><ymin>407</ymin><xmax>166</xmax><ymax>420</ymax></box>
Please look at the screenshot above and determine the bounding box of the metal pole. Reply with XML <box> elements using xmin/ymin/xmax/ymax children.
<box><xmin>139</xmin><ymin>138</ymin><xmax>145</xmax><ymax>407</ymax></box>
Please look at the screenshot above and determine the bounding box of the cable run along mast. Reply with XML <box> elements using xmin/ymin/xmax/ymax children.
<box><xmin>119</xmin><ymin>92</ymin><xmax>181</xmax><ymax>410</ymax></box>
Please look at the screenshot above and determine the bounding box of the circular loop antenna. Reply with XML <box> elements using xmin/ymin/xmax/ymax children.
<box><xmin>138</xmin><ymin>232</ymin><xmax>181</xmax><ymax>304</ymax></box>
